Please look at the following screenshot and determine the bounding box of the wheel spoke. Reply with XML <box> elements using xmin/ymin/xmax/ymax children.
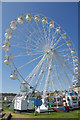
<box><xmin>17</xmin><ymin>54</ymin><xmax>43</xmax><ymax>70</ymax></box>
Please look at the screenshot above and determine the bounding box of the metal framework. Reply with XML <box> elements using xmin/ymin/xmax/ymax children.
<box><xmin>2</xmin><ymin>13</ymin><xmax>79</xmax><ymax>101</ymax></box>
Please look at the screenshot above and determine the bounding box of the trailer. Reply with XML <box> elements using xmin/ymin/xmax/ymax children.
<box><xmin>65</xmin><ymin>92</ymin><xmax>78</xmax><ymax>109</ymax></box>
<box><xmin>14</xmin><ymin>97</ymin><xmax>34</xmax><ymax>112</ymax></box>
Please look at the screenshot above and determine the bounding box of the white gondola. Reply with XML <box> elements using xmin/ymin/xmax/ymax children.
<box><xmin>17</xmin><ymin>16</ymin><xmax>24</xmax><ymax>24</ymax></box>
<box><xmin>26</xmin><ymin>14</ymin><xmax>31</xmax><ymax>22</ymax></box>
<box><xmin>67</xmin><ymin>43</ymin><xmax>71</xmax><ymax>47</ymax></box>
<box><xmin>75</xmin><ymin>72</ymin><xmax>78</xmax><ymax>75</ymax></box>
<box><xmin>10</xmin><ymin>74</ymin><xmax>18</xmax><ymax>80</ymax></box>
<box><xmin>49</xmin><ymin>22</ymin><xmax>54</xmax><ymax>28</ymax></box>
<box><xmin>11</xmin><ymin>70</ymin><xmax>18</xmax><ymax>73</ymax></box>
<box><xmin>49</xmin><ymin>66</ymin><xmax>51</xmax><ymax>70</ymax></box>
<box><xmin>2</xmin><ymin>45</ymin><xmax>9</xmax><ymax>51</ymax></box>
<box><xmin>71</xmin><ymin>48</ymin><xmax>75</xmax><ymax>54</ymax></box>
<box><xmin>74</xmin><ymin>64</ymin><xmax>78</xmax><ymax>67</ymax></box>
<box><xmin>73</xmin><ymin>56</ymin><xmax>78</xmax><ymax>59</ymax></box>
<box><xmin>61</xmin><ymin>33</ymin><xmax>66</xmax><ymax>39</ymax></box>
<box><xmin>3</xmin><ymin>41</ymin><xmax>11</xmax><ymax>45</ymax></box>
<box><xmin>73</xmin><ymin>59</ymin><xmax>78</xmax><ymax>62</ymax></box>
<box><xmin>21</xmin><ymin>81</ymin><xmax>26</xmax><ymax>85</ymax></box>
<box><xmin>66</xmin><ymin>40</ymin><xmax>71</xmax><ymax>43</ymax></box>
<box><xmin>71</xmin><ymin>50</ymin><xmax>75</xmax><ymax>54</ymax></box>
<box><xmin>75</xmin><ymin>67</ymin><xmax>78</xmax><ymax>71</ymax></box>
<box><xmin>42</xmin><ymin>17</ymin><xmax>47</xmax><ymax>24</ymax></box>
<box><xmin>20</xmin><ymin>81</ymin><xmax>29</xmax><ymax>92</ymax></box>
<box><xmin>20</xmin><ymin>86</ymin><xmax>28</xmax><ymax>92</ymax></box>
<box><xmin>70</xmin><ymin>48</ymin><xmax>74</xmax><ymax>51</ymax></box>
<box><xmin>10</xmin><ymin>21</ymin><xmax>17</xmax><ymax>30</ymax></box>
<box><xmin>4</xmin><ymin>59</ymin><xmax>12</xmax><ymax>65</ymax></box>
<box><xmin>34</xmin><ymin>74</ymin><xmax>36</xmax><ymax>76</ymax></box>
<box><xmin>56</xmin><ymin>27</ymin><xmax>60</xmax><ymax>33</ymax></box>
<box><xmin>34</xmin><ymin>15</ymin><xmax>40</xmax><ymax>22</ymax></box>
<box><xmin>5</xmin><ymin>29</ymin><xmax>12</xmax><ymax>39</ymax></box>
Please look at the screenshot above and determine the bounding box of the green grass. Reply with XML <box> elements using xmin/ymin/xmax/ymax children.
<box><xmin>2</xmin><ymin>103</ymin><xmax>14</xmax><ymax>112</ymax></box>
<box><xmin>15</xmin><ymin>110</ymin><xmax>79</xmax><ymax>118</ymax></box>
<box><xmin>2</xmin><ymin>103</ymin><xmax>80</xmax><ymax>119</ymax></box>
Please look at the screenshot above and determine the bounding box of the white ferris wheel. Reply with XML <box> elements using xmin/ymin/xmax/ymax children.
<box><xmin>2</xmin><ymin>13</ymin><xmax>79</xmax><ymax>99</ymax></box>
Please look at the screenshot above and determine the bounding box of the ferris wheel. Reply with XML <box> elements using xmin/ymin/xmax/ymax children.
<box><xmin>2</xmin><ymin>13</ymin><xmax>79</xmax><ymax>99</ymax></box>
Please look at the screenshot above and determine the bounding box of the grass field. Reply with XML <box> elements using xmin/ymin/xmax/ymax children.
<box><xmin>3</xmin><ymin>109</ymin><xmax>79</xmax><ymax>118</ymax></box>
<box><xmin>2</xmin><ymin>103</ymin><xmax>80</xmax><ymax>119</ymax></box>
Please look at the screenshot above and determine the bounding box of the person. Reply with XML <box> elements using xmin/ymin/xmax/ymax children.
<box><xmin>63</xmin><ymin>100</ymin><xmax>66</xmax><ymax>112</ymax></box>
<box><xmin>0</xmin><ymin>110</ymin><xmax>2</xmax><ymax>118</ymax></box>
<box><xmin>34</xmin><ymin>106</ymin><xmax>37</xmax><ymax>116</ymax></box>
<box><xmin>66</xmin><ymin>105</ymin><xmax>69</xmax><ymax>112</ymax></box>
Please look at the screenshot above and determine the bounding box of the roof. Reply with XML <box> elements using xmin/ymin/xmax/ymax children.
<box><xmin>65</xmin><ymin>92</ymin><xmax>78</xmax><ymax>96</ymax></box>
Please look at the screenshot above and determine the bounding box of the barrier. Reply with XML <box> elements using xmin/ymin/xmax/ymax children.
<box><xmin>2</xmin><ymin>113</ymin><xmax>12</xmax><ymax>120</ymax></box>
